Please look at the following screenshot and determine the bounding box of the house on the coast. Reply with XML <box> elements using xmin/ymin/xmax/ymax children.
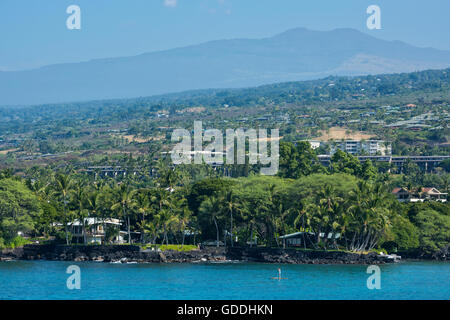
<box><xmin>69</xmin><ymin>218</ymin><xmax>124</xmax><ymax>244</ymax></box>
<box><xmin>392</xmin><ymin>187</ymin><xmax>447</xmax><ymax>203</ymax></box>
<box><xmin>279</xmin><ymin>231</ymin><xmax>341</xmax><ymax>248</ymax></box>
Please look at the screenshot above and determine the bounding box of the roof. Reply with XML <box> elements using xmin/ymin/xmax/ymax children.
<box><xmin>392</xmin><ymin>187</ymin><xmax>447</xmax><ymax>195</ymax></box>
<box><xmin>392</xmin><ymin>187</ymin><xmax>408</xmax><ymax>194</ymax></box>
<box><xmin>279</xmin><ymin>231</ymin><xmax>315</xmax><ymax>239</ymax></box>
<box><xmin>422</xmin><ymin>188</ymin><xmax>447</xmax><ymax>195</ymax></box>
<box><xmin>68</xmin><ymin>218</ymin><xmax>122</xmax><ymax>226</ymax></box>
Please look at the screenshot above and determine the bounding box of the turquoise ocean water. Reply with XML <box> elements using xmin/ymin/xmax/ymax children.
<box><xmin>0</xmin><ymin>261</ymin><xmax>448</xmax><ymax>300</ymax></box>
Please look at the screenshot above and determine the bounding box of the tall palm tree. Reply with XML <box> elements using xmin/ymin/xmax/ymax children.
<box><xmin>154</xmin><ymin>187</ymin><xmax>171</xmax><ymax>212</ymax></box>
<box><xmin>150</xmin><ymin>187</ymin><xmax>175</xmax><ymax>245</ymax></box>
<box><xmin>273</xmin><ymin>201</ymin><xmax>291</xmax><ymax>247</ymax></box>
<box><xmin>198</xmin><ymin>196</ymin><xmax>222</xmax><ymax>247</ymax></box>
<box><xmin>86</xmin><ymin>189</ymin><xmax>104</xmax><ymax>242</ymax></box>
<box><xmin>293</xmin><ymin>204</ymin><xmax>311</xmax><ymax>249</ymax></box>
<box><xmin>155</xmin><ymin>206</ymin><xmax>178</xmax><ymax>246</ymax></box>
<box><xmin>71</xmin><ymin>181</ymin><xmax>89</xmax><ymax>244</ymax></box>
<box><xmin>111</xmin><ymin>184</ymin><xmax>136</xmax><ymax>244</ymax></box>
<box><xmin>133</xmin><ymin>189</ymin><xmax>152</xmax><ymax>243</ymax></box>
<box><xmin>156</xmin><ymin>158</ymin><xmax>179</xmax><ymax>190</ymax></box>
<box><xmin>52</xmin><ymin>173</ymin><xmax>75</xmax><ymax>245</ymax></box>
<box><xmin>348</xmin><ymin>182</ymin><xmax>392</xmax><ymax>251</ymax></box>
<box><xmin>95</xmin><ymin>185</ymin><xmax>117</xmax><ymax>243</ymax></box>
<box><xmin>222</xmin><ymin>190</ymin><xmax>241</xmax><ymax>247</ymax></box>
<box><xmin>143</xmin><ymin>217</ymin><xmax>161</xmax><ymax>245</ymax></box>
<box><xmin>173</xmin><ymin>196</ymin><xmax>192</xmax><ymax>247</ymax></box>
<box><xmin>317</xmin><ymin>184</ymin><xmax>343</xmax><ymax>248</ymax></box>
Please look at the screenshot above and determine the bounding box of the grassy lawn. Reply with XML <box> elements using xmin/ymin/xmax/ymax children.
<box><xmin>141</xmin><ymin>244</ymin><xmax>198</xmax><ymax>252</ymax></box>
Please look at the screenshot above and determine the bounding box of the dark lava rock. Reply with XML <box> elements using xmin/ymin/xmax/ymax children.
<box><xmin>1</xmin><ymin>244</ymin><xmax>402</xmax><ymax>264</ymax></box>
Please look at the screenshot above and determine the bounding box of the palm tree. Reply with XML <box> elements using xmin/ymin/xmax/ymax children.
<box><xmin>293</xmin><ymin>204</ymin><xmax>311</xmax><ymax>249</ymax></box>
<box><xmin>52</xmin><ymin>173</ymin><xmax>75</xmax><ymax>245</ymax></box>
<box><xmin>155</xmin><ymin>207</ymin><xmax>178</xmax><ymax>246</ymax></box>
<box><xmin>111</xmin><ymin>184</ymin><xmax>136</xmax><ymax>244</ymax></box>
<box><xmin>239</xmin><ymin>202</ymin><xmax>262</xmax><ymax>248</ymax></box>
<box><xmin>174</xmin><ymin>197</ymin><xmax>192</xmax><ymax>247</ymax></box>
<box><xmin>86</xmin><ymin>189</ymin><xmax>104</xmax><ymax>242</ymax></box>
<box><xmin>222</xmin><ymin>190</ymin><xmax>241</xmax><ymax>247</ymax></box>
<box><xmin>150</xmin><ymin>188</ymin><xmax>177</xmax><ymax>245</ymax></box>
<box><xmin>317</xmin><ymin>184</ymin><xmax>343</xmax><ymax>248</ymax></box>
<box><xmin>154</xmin><ymin>187</ymin><xmax>171</xmax><ymax>212</ymax></box>
<box><xmin>133</xmin><ymin>189</ymin><xmax>152</xmax><ymax>243</ymax></box>
<box><xmin>156</xmin><ymin>158</ymin><xmax>179</xmax><ymax>190</ymax></box>
<box><xmin>71</xmin><ymin>181</ymin><xmax>89</xmax><ymax>244</ymax></box>
<box><xmin>347</xmin><ymin>182</ymin><xmax>392</xmax><ymax>251</ymax></box>
<box><xmin>95</xmin><ymin>185</ymin><xmax>117</xmax><ymax>243</ymax></box>
<box><xmin>27</xmin><ymin>177</ymin><xmax>50</xmax><ymax>200</ymax></box>
<box><xmin>198</xmin><ymin>196</ymin><xmax>222</xmax><ymax>247</ymax></box>
<box><xmin>266</xmin><ymin>184</ymin><xmax>291</xmax><ymax>247</ymax></box>
<box><xmin>143</xmin><ymin>217</ymin><xmax>161</xmax><ymax>245</ymax></box>
<box><xmin>273</xmin><ymin>202</ymin><xmax>291</xmax><ymax>247</ymax></box>
<box><xmin>303</xmin><ymin>201</ymin><xmax>324</xmax><ymax>247</ymax></box>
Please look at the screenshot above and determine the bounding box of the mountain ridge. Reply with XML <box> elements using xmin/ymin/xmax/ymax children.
<box><xmin>1</xmin><ymin>27</ymin><xmax>450</xmax><ymax>106</ymax></box>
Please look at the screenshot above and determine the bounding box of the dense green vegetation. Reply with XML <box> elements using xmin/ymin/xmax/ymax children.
<box><xmin>0</xmin><ymin>68</ymin><xmax>448</xmax><ymax>257</ymax></box>
<box><xmin>0</xmin><ymin>142</ymin><xmax>448</xmax><ymax>257</ymax></box>
<box><xmin>0</xmin><ymin>68</ymin><xmax>448</xmax><ymax>170</ymax></box>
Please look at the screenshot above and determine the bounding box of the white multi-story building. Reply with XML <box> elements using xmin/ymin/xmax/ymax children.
<box><xmin>306</xmin><ymin>140</ymin><xmax>391</xmax><ymax>156</ymax></box>
<box><xmin>330</xmin><ymin>140</ymin><xmax>391</xmax><ymax>156</ymax></box>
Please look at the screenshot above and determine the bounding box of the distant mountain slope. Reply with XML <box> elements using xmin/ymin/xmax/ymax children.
<box><xmin>1</xmin><ymin>68</ymin><xmax>449</xmax><ymax>136</ymax></box>
<box><xmin>1</xmin><ymin>27</ymin><xmax>450</xmax><ymax>106</ymax></box>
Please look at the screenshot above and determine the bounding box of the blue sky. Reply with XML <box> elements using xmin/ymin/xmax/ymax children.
<box><xmin>0</xmin><ymin>0</ymin><xmax>449</xmax><ymax>71</ymax></box>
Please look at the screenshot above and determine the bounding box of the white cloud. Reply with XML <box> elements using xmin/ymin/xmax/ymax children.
<box><xmin>164</xmin><ymin>0</ymin><xmax>177</xmax><ymax>7</ymax></box>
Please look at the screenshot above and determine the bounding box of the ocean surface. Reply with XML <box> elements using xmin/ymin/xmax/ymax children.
<box><xmin>0</xmin><ymin>260</ymin><xmax>448</xmax><ymax>300</ymax></box>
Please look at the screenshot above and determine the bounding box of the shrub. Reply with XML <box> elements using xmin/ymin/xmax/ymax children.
<box><xmin>147</xmin><ymin>244</ymin><xmax>198</xmax><ymax>252</ymax></box>
<box><xmin>55</xmin><ymin>231</ymin><xmax>72</xmax><ymax>244</ymax></box>
<box><xmin>6</xmin><ymin>236</ymin><xmax>31</xmax><ymax>249</ymax></box>
<box><xmin>387</xmin><ymin>215</ymin><xmax>419</xmax><ymax>250</ymax></box>
<box><xmin>415</xmin><ymin>209</ymin><xmax>450</xmax><ymax>254</ymax></box>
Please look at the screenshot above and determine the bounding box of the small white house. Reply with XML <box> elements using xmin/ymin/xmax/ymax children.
<box><xmin>69</xmin><ymin>218</ymin><xmax>123</xmax><ymax>244</ymax></box>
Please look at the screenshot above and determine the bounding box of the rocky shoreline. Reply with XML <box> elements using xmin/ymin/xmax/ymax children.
<box><xmin>0</xmin><ymin>244</ymin><xmax>403</xmax><ymax>264</ymax></box>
